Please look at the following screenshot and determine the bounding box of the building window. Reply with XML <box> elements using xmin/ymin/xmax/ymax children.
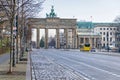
<box><xmin>110</xmin><ymin>37</ymin><xmax>112</xmax><ymax>42</ymax></box>
<box><xmin>110</xmin><ymin>28</ymin><xmax>112</xmax><ymax>30</ymax></box>
<box><xmin>80</xmin><ymin>38</ymin><xmax>84</xmax><ymax>43</ymax></box>
<box><xmin>103</xmin><ymin>37</ymin><xmax>105</xmax><ymax>41</ymax></box>
<box><xmin>100</xmin><ymin>32</ymin><xmax>102</xmax><ymax>34</ymax></box>
<box><xmin>110</xmin><ymin>32</ymin><xmax>112</xmax><ymax>35</ymax></box>
<box><xmin>104</xmin><ymin>28</ymin><xmax>105</xmax><ymax>30</ymax></box>
<box><xmin>117</xmin><ymin>38</ymin><xmax>119</xmax><ymax>41</ymax></box>
<box><xmin>103</xmin><ymin>43</ymin><xmax>105</xmax><ymax>47</ymax></box>
<box><xmin>107</xmin><ymin>38</ymin><xmax>109</xmax><ymax>42</ymax></box>
<box><xmin>85</xmin><ymin>38</ymin><xmax>89</xmax><ymax>43</ymax></box>
<box><xmin>114</xmin><ymin>28</ymin><xmax>116</xmax><ymax>30</ymax></box>
<box><xmin>107</xmin><ymin>28</ymin><xmax>109</xmax><ymax>30</ymax></box>
<box><xmin>100</xmin><ymin>28</ymin><xmax>102</xmax><ymax>30</ymax></box>
<box><xmin>107</xmin><ymin>43</ymin><xmax>109</xmax><ymax>46</ymax></box>
<box><xmin>103</xmin><ymin>32</ymin><xmax>105</xmax><ymax>35</ymax></box>
<box><xmin>106</xmin><ymin>32</ymin><xmax>109</xmax><ymax>38</ymax></box>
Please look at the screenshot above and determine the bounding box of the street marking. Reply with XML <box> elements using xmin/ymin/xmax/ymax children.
<box><xmin>58</xmin><ymin>54</ymin><xmax>120</xmax><ymax>78</ymax></box>
<box><xmin>32</xmin><ymin>49</ymin><xmax>120</xmax><ymax>80</ymax></box>
<box><xmin>41</xmin><ymin>51</ymin><xmax>95</xmax><ymax>80</ymax></box>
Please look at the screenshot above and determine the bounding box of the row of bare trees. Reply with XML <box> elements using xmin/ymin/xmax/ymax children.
<box><xmin>0</xmin><ymin>0</ymin><xmax>45</xmax><ymax>73</ymax></box>
<box><xmin>114</xmin><ymin>16</ymin><xmax>120</xmax><ymax>50</ymax></box>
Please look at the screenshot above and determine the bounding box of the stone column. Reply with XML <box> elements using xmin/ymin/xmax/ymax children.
<box><xmin>36</xmin><ymin>28</ymin><xmax>40</xmax><ymax>48</ymax></box>
<box><xmin>64</xmin><ymin>29</ymin><xmax>68</xmax><ymax>48</ymax></box>
<box><xmin>72</xmin><ymin>29</ymin><xmax>76</xmax><ymax>49</ymax></box>
<box><xmin>72</xmin><ymin>37</ymin><xmax>74</xmax><ymax>49</ymax></box>
<box><xmin>89</xmin><ymin>37</ymin><xmax>92</xmax><ymax>48</ymax></box>
<box><xmin>77</xmin><ymin>35</ymin><xmax>79</xmax><ymax>48</ymax></box>
<box><xmin>28</xmin><ymin>26</ymin><xmax>32</xmax><ymax>50</ymax></box>
<box><xmin>92</xmin><ymin>38</ymin><xmax>94</xmax><ymax>48</ymax></box>
<box><xmin>29</xmin><ymin>26</ymin><xmax>32</xmax><ymax>42</ymax></box>
<box><xmin>94</xmin><ymin>38</ymin><xmax>96</xmax><ymax>48</ymax></box>
<box><xmin>56</xmin><ymin>29</ymin><xmax>60</xmax><ymax>49</ymax></box>
<box><xmin>45</xmin><ymin>28</ymin><xmax>48</xmax><ymax>49</ymax></box>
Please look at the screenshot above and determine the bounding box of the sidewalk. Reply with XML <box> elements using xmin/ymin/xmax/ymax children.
<box><xmin>0</xmin><ymin>53</ymin><xmax>27</xmax><ymax>80</ymax></box>
<box><xmin>61</xmin><ymin>49</ymin><xmax>120</xmax><ymax>56</ymax></box>
<box><xmin>93</xmin><ymin>51</ymin><xmax>120</xmax><ymax>56</ymax></box>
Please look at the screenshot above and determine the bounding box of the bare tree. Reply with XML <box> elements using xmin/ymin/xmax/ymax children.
<box><xmin>0</xmin><ymin>0</ymin><xmax>17</xmax><ymax>73</ymax></box>
<box><xmin>0</xmin><ymin>0</ymin><xmax>45</xmax><ymax>73</ymax></box>
<box><xmin>18</xmin><ymin>0</ymin><xmax>45</xmax><ymax>59</ymax></box>
<box><xmin>114</xmin><ymin>16</ymin><xmax>120</xmax><ymax>22</ymax></box>
<box><xmin>114</xmin><ymin>16</ymin><xmax>120</xmax><ymax>51</ymax></box>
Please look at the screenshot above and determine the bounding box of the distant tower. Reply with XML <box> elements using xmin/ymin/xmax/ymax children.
<box><xmin>46</xmin><ymin>5</ymin><xmax>57</xmax><ymax>18</ymax></box>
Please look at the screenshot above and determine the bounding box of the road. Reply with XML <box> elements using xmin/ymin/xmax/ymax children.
<box><xmin>0</xmin><ymin>53</ymin><xmax>9</xmax><ymax>64</ymax></box>
<box><xmin>31</xmin><ymin>49</ymin><xmax>120</xmax><ymax>80</ymax></box>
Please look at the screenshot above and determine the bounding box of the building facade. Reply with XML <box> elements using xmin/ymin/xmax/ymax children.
<box><xmin>77</xmin><ymin>21</ymin><xmax>101</xmax><ymax>49</ymax></box>
<box><xmin>94</xmin><ymin>23</ymin><xmax>118</xmax><ymax>48</ymax></box>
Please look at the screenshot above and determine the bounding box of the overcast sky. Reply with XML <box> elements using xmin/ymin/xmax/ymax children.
<box><xmin>32</xmin><ymin>0</ymin><xmax>120</xmax><ymax>41</ymax></box>
<box><xmin>38</xmin><ymin>0</ymin><xmax>120</xmax><ymax>22</ymax></box>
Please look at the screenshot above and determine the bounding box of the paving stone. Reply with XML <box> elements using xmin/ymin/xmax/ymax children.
<box><xmin>31</xmin><ymin>53</ymin><xmax>84</xmax><ymax>80</ymax></box>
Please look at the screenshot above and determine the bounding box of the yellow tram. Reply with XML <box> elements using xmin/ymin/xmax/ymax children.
<box><xmin>80</xmin><ymin>43</ymin><xmax>91</xmax><ymax>51</ymax></box>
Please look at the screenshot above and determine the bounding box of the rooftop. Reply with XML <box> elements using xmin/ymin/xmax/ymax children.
<box><xmin>93</xmin><ymin>23</ymin><xmax>119</xmax><ymax>27</ymax></box>
<box><xmin>77</xmin><ymin>21</ymin><xmax>94</xmax><ymax>29</ymax></box>
<box><xmin>77</xmin><ymin>22</ymin><xmax>119</xmax><ymax>29</ymax></box>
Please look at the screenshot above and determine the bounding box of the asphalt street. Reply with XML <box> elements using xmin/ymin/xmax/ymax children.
<box><xmin>31</xmin><ymin>49</ymin><xmax>120</xmax><ymax>80</ymax></box>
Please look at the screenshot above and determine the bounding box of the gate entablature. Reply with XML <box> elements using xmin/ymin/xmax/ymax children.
<box><xmin>28</xmin><ymin>18</ymin><xmax>76</xmax><ymax>29</ymax></box>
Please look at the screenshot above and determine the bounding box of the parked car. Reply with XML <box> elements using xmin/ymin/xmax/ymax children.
<box><xmin>90</xmin><ymin>48</ymin><xmax>96</xmax><ymax>52</ymax></box>
<box><xmin>105</xmin><ymin>46</ymin><xmax>111</xmax><ymax>50</ymax></box>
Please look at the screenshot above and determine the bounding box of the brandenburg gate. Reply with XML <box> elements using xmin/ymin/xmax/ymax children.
<box><xmin>27</xmin><ymin>6</ymin><xmax>77</xmax><ymax>49</ymax></box>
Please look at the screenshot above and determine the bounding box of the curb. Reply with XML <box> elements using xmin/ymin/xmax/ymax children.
<box><xmin>61</xmin><ymin>49</ymin><xmax>120</xmax><ymax>57</ymax></box>
<box><xmin>92</xmin><ymin>52</ymin><xmax>120</xmax><ymax>57</ymax></box>
<box><xmin>26</xmin><ymin>52</ymin><xmax>31</xmax><ymax>80</ymax></box>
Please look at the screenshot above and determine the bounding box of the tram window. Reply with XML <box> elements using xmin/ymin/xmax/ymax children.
<box><xmin>84</xmin><ymin>43</ymin><xmax>90</xmax><ymax>47</ymax></box>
